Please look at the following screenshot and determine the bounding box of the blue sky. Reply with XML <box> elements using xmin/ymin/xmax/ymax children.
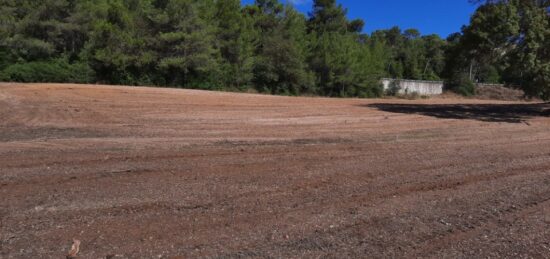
<box><xmin>241</xmin><ymin>0</ymin><xmax>478</xmax><ymax>38</ymax></box>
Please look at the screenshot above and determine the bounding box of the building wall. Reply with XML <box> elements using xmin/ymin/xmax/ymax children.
<box><xmin>382</xmin><ymin>78</ymin><xmax>443</xmax><ymax>96</ymax></box>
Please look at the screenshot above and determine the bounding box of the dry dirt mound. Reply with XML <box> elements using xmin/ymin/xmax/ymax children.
<box><xmin>475</xmin><ymin>84</ymin><xmax>528</xmax><ymax>101</ymax></box>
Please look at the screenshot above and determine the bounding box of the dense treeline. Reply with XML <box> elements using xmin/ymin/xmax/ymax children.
<box><xmin>0</xmin><ymin>0</ymin><xmax>448</xmax><ymax>97</ymax></box>
<box><xmin>0</xmin><ymin>0</ymin><xmax>548</xmax><ymax>99</ymax></box>
<box><xmin>445</xmin><ymin>0</ymin><xmax>550</xmax><ymax>98</ymax></box>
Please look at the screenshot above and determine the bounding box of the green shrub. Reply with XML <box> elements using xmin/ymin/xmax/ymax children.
<box><xmin>456</xmin><ymin>82</ymin><xmax>475</xmax><ymax>96</ymax></box>
<box><xmin>446</xmin><ymin>73</ymin><xmax>475</xmax><ymax>96</ymax></box>
<box><xmin>66</xmin><ymin>62</ymin><xmax>96</xmax><ymax>83</ymax></box>
<box><xmin>385</xmin><ymin>80</ymin><xmax>401</xmax><ymax>96</ymax></box>
<box><xmin>359</xmin><ymin>83</ymin><xmax>384</xmax><ymax>98</ymax></box>
<box><xmin>0</xmin><ymin>59</ymin><xmax>95</xmax><ymax>83</ymax></box>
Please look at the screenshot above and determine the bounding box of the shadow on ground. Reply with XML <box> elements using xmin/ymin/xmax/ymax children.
<box><xmin>366</xmin><ymin>103</ymin><xmax>550</xmax><ymax>123</ymax></box>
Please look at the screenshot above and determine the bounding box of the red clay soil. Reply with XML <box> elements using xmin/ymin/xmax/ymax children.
<box><xmin>1</xmin><ymin>83</ymin><xmax>550</xmax><ymax>258</ymax></box>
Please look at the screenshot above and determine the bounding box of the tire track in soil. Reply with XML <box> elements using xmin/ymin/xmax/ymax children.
<box><xmin>217</xmin><ymin>172</ymin><xmax>550</xmax><ymax>258</ymax></box>
<box><xmin>409</xmin><ymin>193</ymin><xmax>550</xmax><ymax>258</ymax></box>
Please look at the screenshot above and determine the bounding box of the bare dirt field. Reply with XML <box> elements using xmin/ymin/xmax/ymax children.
<box><xmin>1</xmin><ymin>83</ymin><xmax>550</xmax><ymax>258</ymax></box>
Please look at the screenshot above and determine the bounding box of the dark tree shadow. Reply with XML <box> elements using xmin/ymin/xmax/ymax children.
<box><xmin>366</xmin><ymin>103</ymin><xmax>550</xmax><ymax>123</ymax></box>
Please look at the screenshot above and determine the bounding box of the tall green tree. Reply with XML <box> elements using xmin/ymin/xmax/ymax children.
<box><xmin>214</xmin><ymin>0</ymin><xmax>256</xmax><ymax>90</ymax></box>
<box><xmin>0</xmin><ymin>0</ymin><xmax>94</xmax><ymax>82</ymax></box>
<box><xmin>447</xmin><ymin>0</ymin><xmax>550</xmax><ymax>98</ymax></box>
<box><xmin>0</xmin><ymin>0</ymin><xmax>84</xmax><ymax>61</ymax></box>
<box><xmin>250</xmin><ymin>0</ymin><xmax>313</xmax><ymax>95</ymax></box>
<box><xmin>372</xmin><ymin>27</ymin><xmax>447</xmax><ymax>81</ymax></box>
<box><xmin>149</xmin><ymin>0</ymin><xmax>221</xmax><ymax>88</ymax></box>
<box><xmin>307</xmin><ymin>0</ymin><xmax>381</xmax><ymax>97</ymax></box>
<box><xmin>508</xmin><ymin>1</ymin><xmax>550</xmax><ymax>98</ymax></box>
<box><xmin>80</xmin><ymin>0</ymin><xmax>154</xmax><ymax>84</ymax></box>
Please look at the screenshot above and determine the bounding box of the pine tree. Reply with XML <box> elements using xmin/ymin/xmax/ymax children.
<box><xmin>214</xmin><ymin>0</ymin><xmax>256</xmax><ymax>90</ymax></box>
<box><xmin>149</xmin><ymin>0</ymin><xmax>221</xmax><ymax>88</ymax></box>
<box><xmin>80</xmin><ymin>0</ymin><xmax>154</xmax><ymax>84</ymax></box>
<box><xmin>251</xmin><ymin>1</ymin><xmax>313</xmax><ymax>95</ymax></box>
<box><xmin>308</xmin><ymin>0</ymin><xmax>378</xmax><ymax>96</ymax></box>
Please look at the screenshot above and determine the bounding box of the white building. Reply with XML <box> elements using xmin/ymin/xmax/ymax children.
<box><xmin>381</xmin><ymin>78</ymin><xmax>444</xmax><ymax>96</ymax></box>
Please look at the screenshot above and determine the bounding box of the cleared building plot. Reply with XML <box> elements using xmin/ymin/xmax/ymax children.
<box><xmin>1</xmin><ymin>83</ymin><xmax>550</xmax><ymax>258</ymax></box>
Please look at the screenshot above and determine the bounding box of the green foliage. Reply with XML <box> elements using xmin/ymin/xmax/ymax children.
<box><xmin>447</xmin><ymin>72</ymin><xmax>476</xmax><ymax>96</ymax></box>
<box><xmin>447</xmin><ymin>0</ymin><xmax>550</xmax><ymax>99</ymax></box>
<box><xmin>0</xmin><ymin>47</ymin><xmax>15</xmax><ymax>71</ymax></box>
<box><xmin>510</xmin><ymin>1</ymin><xmax>550</xmax><ymax>99</ymax></box>
<box><xmin>80</xmin><ymin>0</ymin><xmax>158</xmax><ymax>85</ymax></box>
<box><xmin>308</xmin><ymin>0</ymin><xmax>350</xmax><ymax>33</ymax></box>
<box><xmin>306</xmin><ymin>0</ymin><xmax>383</xmax><ymax>97</ymax></box>
<box><xmin>152</xmin><ymin>0</ymin><xmax>221</xmax><ymax>88</ymax></box>
<box><xmin>372</xmin><ymin>27</ymin><xmax>447</xmax><ymax>81</ymax></box>
<box><xmin>385</xmin><ymin>80</ymin><xmax>401</xmax><ymax>96</ymax></box>
<box><xmin>478</xmin><ymin>65</ymin><xmax>500</xmax><ymax>84</ymax></box>
<box><xmin>0</xmin><ymin>0</ymin><xmax>439</xmax><ymax>97</ymax></box>
<box><xmin>215</xmin><ymin>0</ymin><xmax>256</xmax><ymax>90</ymax></box>
<box><xmin>0</xmin><ymin>59</ymin><xmax>94</xmax><ymax>83</ymax></box>
<box><xmin>1</xmin><ymin>0</ymin><xmax>545</xmax><ymax>99</ymax></box>
<box><xmin>251</xmin><ymin>5</ymin><xmax>313</xmax><ymax>95</ymax></box>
